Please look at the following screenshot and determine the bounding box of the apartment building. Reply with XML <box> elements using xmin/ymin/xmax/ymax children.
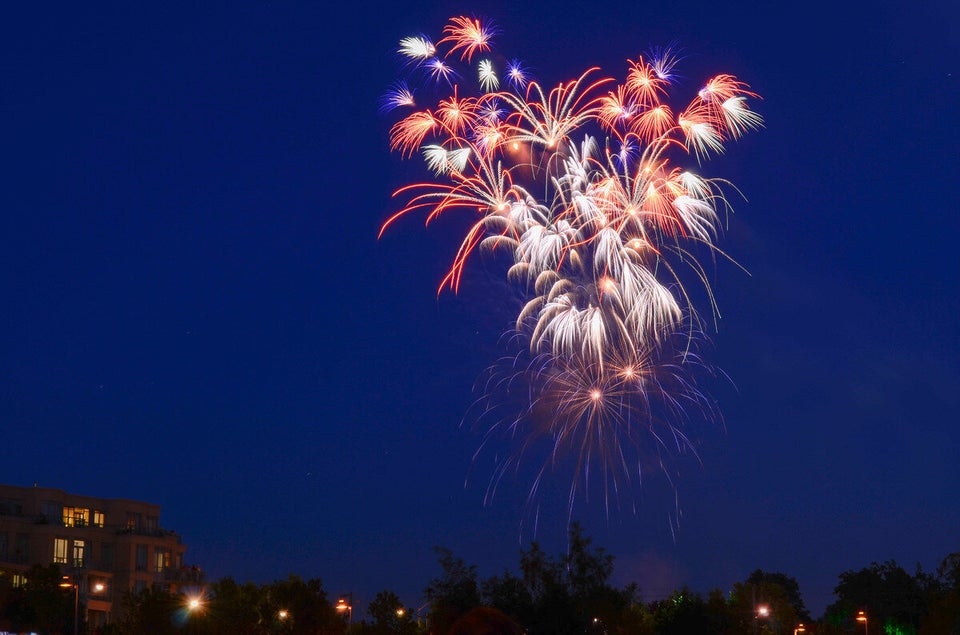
<box><xmin>0</xmin><ymin>483</ymin><xmax>203</xmax><ymax>627</ymax></box>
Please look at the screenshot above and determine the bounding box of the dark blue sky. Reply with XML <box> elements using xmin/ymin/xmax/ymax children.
<box><xmin>2</xmin><ymin>0</ymin><xmax>957</xmax><ymax>619</ymax></box>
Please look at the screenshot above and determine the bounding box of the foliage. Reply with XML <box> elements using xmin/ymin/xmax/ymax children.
<box><xmin>355</xmin><ymin>589</ymin><xmax>418</xmax><ymax>635</ymax></box>
<box><xmin>423</xmin><ymin>547</ymin><xmax>482</xmax><ymax>633</ymax></box>
<box><xmin>825</xmin><ymin>560</ymin><xmax>926</xmax><ymax>635</ymax></box>
<box><xmin>746</xmin><ymin>570</ymin><xmax>809</xmax><ymax>621</ymax></box>
<box><xmin>0</xmin><ymin>564</ymin><xmax>77</xmax><ymax>634</ymax></box>
<box><xmin>4</xmin><ymin>537</ymin><xmax>960</xmax><ymax>634</ymax></box>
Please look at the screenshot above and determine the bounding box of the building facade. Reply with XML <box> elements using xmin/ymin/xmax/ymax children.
<box><xmin>0</xmin><ymin>483</ymin><xmax>202</xmax><ymax>627</ymax></box>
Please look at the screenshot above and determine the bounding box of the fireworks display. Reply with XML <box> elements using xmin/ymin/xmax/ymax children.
<box><xmin>380</xmin><ymin>16</ymin><xmax>762</xmax><ymax>523</ymax></box>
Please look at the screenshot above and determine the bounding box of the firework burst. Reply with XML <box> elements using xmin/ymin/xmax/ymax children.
<box><xmin>380</xmin><ymin>16</ymin><xmax>762</xmax><ymax>525</ymax></box>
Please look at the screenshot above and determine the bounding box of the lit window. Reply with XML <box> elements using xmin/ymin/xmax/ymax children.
<box><xmin>62</xmin><ymin>507</ymin><xmax>90</xmax><ymax>528</ymax></box>
<box><xmin>54</xmin><ymin>538</ymin><xmax>68</xmax><ymax>564</ymax></box>
<box><xmin>12</xmin><ymin>573</ymin><xmax>26</xmax><ymax>588</ymax></box>
<box><xmin>155</xmin><ymin>549</ymin><xmax>171</xmax><ymax>572</ymax></box>
<box><xmin>92</xmin><ymin>511</ymin><xmax>105</xmax><ymax>528</ymax></box>
<box><xmin>73</xmin><ymin>540</ymin><xmax>85</xmax><ymax>568</ymax></box>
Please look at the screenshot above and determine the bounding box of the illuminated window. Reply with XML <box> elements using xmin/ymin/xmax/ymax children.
<box><xmin>92</xmin><ymin>510</ymin><xmax>104</xmax><ymax>527</ymax></box>
<box><xmin>73</xmin><ymin>540</ymin><xmax>85</xmax><ymax>568</ymax></box>
<box><xmin>126</xmin><ymin>513</ymin><xmax>142</xmax><ymax>530</ymax></box>
<box><xmin>62</xmin><ymin>507</ymin><xmax>90</xmax><ymax>528</ymax></box>
<box><xmin>54</xmin><ymin>538</ymin><xmax>68</xmax><ymax>564</ymax></box>
<box><xmin>154</xmin><ymin>548</ymin><xmax>171</xmax><ymax>572</ymax></box>
<box><xmin>12</xmin><ymin>573</ymin><xmax>26</xmax><ymax>588</ymax></box>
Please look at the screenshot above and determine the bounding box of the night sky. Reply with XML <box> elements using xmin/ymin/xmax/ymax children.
<box><xmin>2</xmin><ymin>0</ymin><xmax>958</xmax><ymax>619</ymax></box>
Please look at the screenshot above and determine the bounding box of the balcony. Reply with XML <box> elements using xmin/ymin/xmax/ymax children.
<box><xmin>161</xmin><ymin>566</ymin><xmax>205</xmax><ymax>584</ymax></box>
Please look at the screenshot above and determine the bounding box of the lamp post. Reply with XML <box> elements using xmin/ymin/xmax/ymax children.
<box><xmin>336</xmin><ymin>594</ymin><xmax>353</xmax><ymax>632</ymax></box>
<box><xmin>59</xmin><ymin>575</ymin><xmax>78</xmax><ymax>635</ymax></box>
<box><xmin>416</xmin><ymin>601</ymin><xmax>430</xmax><ymax>630</ymax></box>
<box><xmin>753</xmin><ymin>604</ymin><xmax>770</xmax><ymax>635</ymax></box>
<box><xmin>856</xmin><ymin>609</ymin><xmax>868</xmax><ymax>635</ymax></box>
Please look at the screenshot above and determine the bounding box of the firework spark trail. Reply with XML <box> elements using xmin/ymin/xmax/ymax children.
<box><xmin>380</xmin><ymin>16</ymin><xmax>762</xmax><ymax>523</ymax></box>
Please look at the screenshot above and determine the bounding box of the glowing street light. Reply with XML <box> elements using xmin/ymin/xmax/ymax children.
<box><xmin>336</xmin><ymin>594</ymin><xmax>353</xmax><ymax>631</ymax></box>
<box><xmin>278</xmin><ymin>609</ymin><xmax>289</xmax><ymax>620</ymax></box>
<box><xmin>753</xmin><ymin>604</ymin><xmax>770</xmax><ymax>635</ymax></box>
<box><xmin>856</xmin><ymin>609</ymin><xmax>869</xmax><ymax>635</ymax></box>
<box><xmin>794</xmin><ymin>624</ymin><xmax>806</xmax><ymax>635</ymax></box>
<box><xmin>59</xmin><ymin>575</ymin><xmax>79</xmax><ymax>635</ymax></box>
<box><xmin>187</xmin><ymin>596</ymin><xmax>203</xmax><ymax>612</ymax></box>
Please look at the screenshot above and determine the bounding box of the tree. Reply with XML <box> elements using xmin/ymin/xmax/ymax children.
<box><xmin>1</xmin><ymin>564</ymin><xmax>77</xmax><ymax>634</ymax></box>
<box><xmin>651</xmin><ymin>587</ymin><xmax>715</xmax><ymax>635</ymax></box>
<box><xmin>112</xmin><ymin>586</ymin><xmax>181</xmax><ymax>635</ymax></box>
<box><xmin>746</xmin><ymin>570</ymin><xmax>809</xmax><ymax>622</ymax></box>
<box><xmin>729</xmin><ymin>578</ymin><xmax>798</xmax><ymax>634</ymax></box>
<box><xmin>205</xmin><ymin>577</ymin><xmax>264</xmax><ymax>634</ymax></box>
<box><xmin>481</xmin><ymin>570</ymin><xmax>533</xmax><ymax>627</ymax></box>
<box><xmin>919</xmin><ymin>552</ymin><xmax>960</xmax><ymax>634</ymax></box>
<box><xmin>825</xmin><ymin>560</ymin><xmax>926</xmax><ymax>635</ymax></box>
<box><xmin>363</xmin><ymin>590</ymin><xmax>417</xmax><ymax>635</ymax></box>
<box><xmin>261</xmin><ymin>575</ymin><xmax>341</xmax><ymax>634</ymax></box>
<box><xmin>424</xmin><ymin>547</ymin><xmax>481</xmax><ymax>634</ymax></box>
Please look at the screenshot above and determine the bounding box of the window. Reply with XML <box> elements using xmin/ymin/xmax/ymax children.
<box><xmin>146</xmin><ymin>515</ymin><xmax>158</xmax><ymax>533</ymax></box>
<box><xmin>62</xmin><ymin>507</ymin><xmax>90</xmax><ymax>527</ymax></box>
<box><xmin>0</xmin><ymin>499</ymin><xmax>23</xmax><ymax>516</ymax></box>
<box><xmin>72</xmin><ymin>540</ymin><xmax>85</xmax><ymax>568</ymax></box>
<box><xmin>92</xmin><ymin>510</ymin><xmax>105</xmax><ymax>528</ymax></box>
<box><xmin>135</xmin><ymin>545</ymin><xmax>148</xmax><ymax>571</ymax></box>
<box><xmin>40</xmin><ymin>501</ymin><xmax>61</xmax><ymax>524</ymax></box>
<box><xmin>54</xmin><ymin>538</ymin><xmax>68</xmax><ymax>564</ymax></box>
<box><xmin>15</xmin><ymin>534</ymin><xmax>29</xmax><ymax>562</ymax></box>
<box><xmin>154</xmin><ymin>548</ymin><xmax>171</xmax><ymax>572</ymax></box>
<box><xmin>12</xmin><ymin>573</ymin><xmax>26</xmax><ymax>588</ymax></box>
<box><xmin>126</xmin><ymin>513</ymin><xmax>142</xmax><ymax>530</ymax></box>
<box><xmin>101</xmin><ymin>543</ymin><xmax>114</xmax><ymax>569</ymax></box>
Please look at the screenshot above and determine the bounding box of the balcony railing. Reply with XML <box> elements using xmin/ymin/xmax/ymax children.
<box><xmin>161</xmin><ymin>566</ymin><xmax>205</xmax><ymax>584</ymax></box>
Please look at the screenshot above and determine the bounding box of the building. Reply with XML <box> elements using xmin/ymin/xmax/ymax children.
<box><xmin>0</xmin><ymin>483</ymin><xmax>203</xmax><ymax>628</ymax></box>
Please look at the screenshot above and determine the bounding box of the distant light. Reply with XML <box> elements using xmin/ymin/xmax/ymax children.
<box><xmin>278</xmin><ymin>609</ymin><xmax>288</xmax><ymax>620</ymax></box>
<box><xmin>93</xmin><ymin>582</ymin><xmax>105</xmax><ymax>593</ymax></box>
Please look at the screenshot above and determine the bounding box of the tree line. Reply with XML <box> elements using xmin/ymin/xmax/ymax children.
<box><xmin>1</xmin><ymin>524</ymin><xmax>957</xmax><ymax>633</ymax></box>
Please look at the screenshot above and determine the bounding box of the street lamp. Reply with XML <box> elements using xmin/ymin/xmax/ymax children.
<box><xmin>59</xmin><ymin>575</ymin><xmax>79</xmax><ymax>635</ymax></box>
<box><xmin>336</xmin><ymin>594</ymin><xmax>353</xmax><ymax>631</ymax></box>
<box><xmin>753</xmin><ymin>604</ymin><xmax>770</xmax><ymax>635</ymax></box>
<box><xmin>794</xmin><ymin>624</ymin><xmax>806</xmax><ymax>635</ymax></box>
<box><xmin>856</xmin><ymin>609</ymin><xmax>868</xmax><ymax>635</ymax></box>
<box><xmin>278</xmin><ymin>609</ymin><xmax>288</xmax><ymax>620</ymax></box>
